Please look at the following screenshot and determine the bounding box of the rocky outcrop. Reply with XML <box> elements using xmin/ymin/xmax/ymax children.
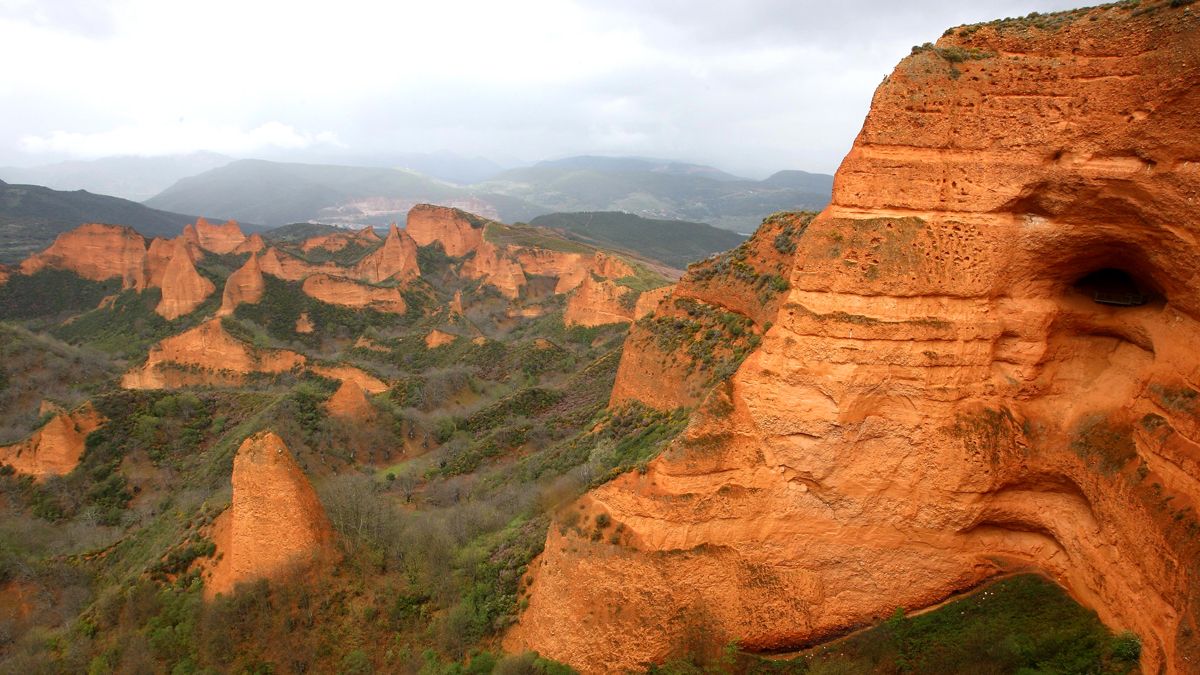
<box><xmin>633</xmin><ymin>285</ymin><xmax>673</xmax><ymax>320</ymax></box>
<box><xmin>563</xmin><ymin>275</ymin><xmax>638</xmax><ymax>327</ymax></box>
<box><xmin>352</xmin><ymin>224</ymin><xmax>419</xmax><ymax>283</ymax></box>
<box><xmin>299</xmin><ymin>226</ymin><xmax>378</xmax><ymax>253</ymax></box>
<box><xmin>122</xmin><ymin>319</ymin><xmax>305</xmax><ymax>389</ymax></box>
<box><xmin>232</xmin><ymin>233</ymin><xmax>266</xmax><ymax>255</ymax></box>
<box><xmin>309</xmin><ymin>364</ymin><xmax>388</xmax><ymax>394</ymax></box>
<box><xmin>202</xmin><ymin>432</ymin><xmax>335</xmax><ymax>599</ymax></box>
<box><xmin>155</xmin><ymin>240</ymin><xmax>216</xmax><ymax>320</ymax></box>
<box><xmin>218</xmin><ymin>253</ymin><xmax>265</xmax><ymax>317</ymax></box>
<box><xmin>462</xmin><ymin>240</ymin><xmax>527</xmax><ymax>299</ymax></box>
<box><xmin>325</xmin><ymin>380</ymin><xmax>374</xmax><ymax>421</ymax></box>
<box><xmin>609</xmin><ymin>213</ymin><xmax>800</xmax><ymax>410</ymax></box>
<box><xmin>295</xmin><ymin>313</ymin><xmax>314</xmax><ymax>334</ymax></box>
<box><xmin>514</xmin><ymin>249</ymin><xmax>590</xmax><ymax>293</ymax></box>
<box><xmin>301</xmin><ymin>274</ymin><xmax>407</xmax><ymax>314</ymax></box>
<box><xmin>511</xmin><ymin>6</ymin><xmax>1200</xmax><ymax>673</ymax></box>
<box><xmin>424</xmin><ymin>329</ymin><xmax>456</xmax><ymax>349</ymax></box>
<box><xmin>193</xmin><ymin>218</ymin><xmax>248</xmax><ymax>254</ymax></box>
<box><xmin>590</xmin><ymin>251</ymin><xmax>634</xmax><ymax>280</ymax></box>
<box><xmin>0</xmin><ymin>265</ymin><xmax>9</xmax><ymax>286</ymax></box>
<box><xmin>20</xmin><ymin>223</ymin><xmax>147</xmax><ymax>288</ymax></box>
<box><xmin>258</xmin><ymin>247</ymin><xmax>342</xmax><ymax>282</ymax></box>
<box><xmin>406</xmin><ymin>204</ymin><xmax>485</xmax><ymax>257</ymax></box>
<box><xmin>0</xmin><ymin>403</ymin><xmax>105</xmax><ymax>479</ymax></box>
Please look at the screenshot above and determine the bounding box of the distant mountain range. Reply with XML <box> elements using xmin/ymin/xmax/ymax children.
<box><xmin>529</xmin><ymin>212</ymin><xmax>745</xmax><ymax>269</ymax></box>
<box><xmin>0</xmin><ymin>179</ymin><xmax>240</xmax><ymax>264</ymax></box>
<box><xmin>0</xmin><ymin>152</ymin><xmax>233</xmax><ymax>202</ymax></box>
<box><xmin>143</xmin><ymin>159</ymin><xmax>548</xmax><ymax>228</ymax></box>
<box><xmin>143</xmin><ymin>155</ymin><xmax>833</xmax><ymax>232</ymax></box>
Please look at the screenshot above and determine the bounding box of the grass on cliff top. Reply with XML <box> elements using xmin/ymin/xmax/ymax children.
<box><xmin>483</xmin><ymin>221</ymin><xmax>597</xmax><ymax>254</ymax></box>
<box><xmin>654</xmin><ymin>574</ymin><xmax>1140</xmax><ymax>674</ymax></box>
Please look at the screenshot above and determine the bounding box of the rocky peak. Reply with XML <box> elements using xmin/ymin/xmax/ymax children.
<box><xmin>325</xmin><ymin>379</ymin><xmax>375</xmax><ymax>421</ymax></box>
<box><xmin>194</xmin><ymin>218</ymin><xmax>247</xmax><ymax>254</ymax></box>
<box><xmin>352</xmin><ymin>223</ymin><xmax>419</xmax><ymax>283</ymax></box>
<box><xmin>406</xmin><ymin>203</ymin><xmax>485</xmax><ymax>257</ymax></box>
<box><xmin>19</xmin><ymin>223</ymin><xmax>148</xmax><ymax>289</ymax></box>
<box><xmin>202</xmin><ymin>431</ymin><xmax>335</xmax><ymax>599</ymax></box>
<box><xmin>218</xmin><ymin>252</ymin><xmax>265</xmax><ymax>317</ymax></box>
<box><xmin>155</xmin><ymin>239</ymin><xmax>216</xmax><ymax>320</ymax></box>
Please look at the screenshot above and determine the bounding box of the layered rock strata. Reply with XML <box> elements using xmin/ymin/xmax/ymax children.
<box><xmin>510</xmin><ymin>5</ymin><xmax>1200</xmax><ymax>673</ymax></box>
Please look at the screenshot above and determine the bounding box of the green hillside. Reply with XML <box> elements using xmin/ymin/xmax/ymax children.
<box><xmin>529</xmin><ymin>211</ymin><xmax>745</xmax><ymax>268</ymax></box>
<box><xmin>0</xmin><ymin>180</ymin><xmax>209</xmax><ymax>264</ymax></box>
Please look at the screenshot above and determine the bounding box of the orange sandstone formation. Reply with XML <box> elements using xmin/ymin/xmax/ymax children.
<box><xmin>511</xmin><ymin>6</ymin><xmax>1200</xmax><ymax>673</ymax></box>
<box><xmin>295</xmin><ymin>312</ymin><xmax>314</xmax><ymax>334</ymax></box>
<box><xmin>562</xmin><ymin>275</ymin><xmax>638</xmax><ymax>327</ymax></box>
<box><xmin>258</xmin><ymin>247</ymin><xmax>342</xmax><ymax>282</ymax></box>
<box><xmin>406</xmin><ymin>203</ymin><xmax>485</xmax><ymax>257</ymax></box>
<box><xmin>352</xmin><ymin>224</ymin><xmax>419</xmax><ymax>283</ymax></box>
<box><xmin>203</xmin><ymin>432</ymin><xmax>334</xmax><ymax>599</ymax></box>
<box><xmin>462</xmin><ymin>240</ymin><xmax>527</xmax><ymax>299</ymax></box>
<box><xmin>0</xmin><ymin>403</ymin><xmax>105</xmax><ymax>479</ymax></box>
<box><xmin>633</xmin><ymin>285</ymin><xmax>673</xmax><ymax>320</ymax></box>
<box><xmin>424</xmin><ymin>329</ymin><xmax>456</xmax><ymax>349</ymax></box>
<box><xmin>194</xmin><ymin>218</ymin><xmax>248</xmax><ymax>254</ymax></box>
<box><xmin>218</xmin><ymin>253</ymin><xmax>265</xmax><ymax>317</ymax></box>
<box><xmin>232</xmin><ymin>233</ymin><xmax>266</xmax><ymax>255</ymax></box>
<box><xmin>20</xmin><ymin>223</ymin><xmax>147</xmax><ymax>288</ymax></box>
<box><xmin>301</xmin><ymin>274</ymin><xmax>407</xmax><ymax>314</ymax></box>
<box><xmin>325</xmin><ymin>379</ymin><xmax>375</xmax><ymax>421</ymax></box>
<box><xmin>308</xmin><ymin>364</ymin><xmax>388</xmax><ymax>394</ymax></box>
<box><xmin>155</xmin><ymin>241</ymin><xmax>216</xmax><ymax>320</ymax></box>
<box><xmin>122</xmin><ymin>319</ymin><xmax>305</xmax><ymax>389</ymax></box>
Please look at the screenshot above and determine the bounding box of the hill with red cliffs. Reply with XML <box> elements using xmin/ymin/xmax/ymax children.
<box><xmin>509</xmin><ymin>4</ymin><xmax>1200</xmax><ymax>673</ymax></box>
<box><xmin>202</xmin><ymin>431</ymin><xmax>335</xmax><ymax>599</ymax></box>
<box><xmin>0</xmin><ymin>403</ymin><xmax>105</xmax><ymax>479</ymax></box>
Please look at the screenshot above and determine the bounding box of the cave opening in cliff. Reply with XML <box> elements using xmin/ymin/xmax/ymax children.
<box><xmin>1072</xmin><ymin>267</ymin><xmax>1158</xmax><ymax>307</ymax></box>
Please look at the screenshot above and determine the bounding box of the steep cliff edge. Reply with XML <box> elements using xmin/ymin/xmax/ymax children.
<box><xmin>202</xmin><ymin>431</ymin><xmax>335</xmax><ymax>599</ymax></box>
<box><xmin>406</xmin><ymin>203</ymin><xmax>485</xmax><ymax>257</ymax></box>
<box><xmin>19</xmin><ymin>223</ymin><xmax>148</xmax><ymax>289</ymax></box>
<box><xmin>608</xmin><ymin>213</ymin><xmax>799</xmax><ymax>409</ymax></box>
<box><xmin>510</xmin><ymin>4</ymin><xmax>1200</xmax><ymax>673</ymax></box>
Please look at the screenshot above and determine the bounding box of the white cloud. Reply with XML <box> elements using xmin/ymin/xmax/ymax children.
<box><xmin>19</xmin><ymin>121</ymin><xmax>342</xmax><ymax>158</ymax></box>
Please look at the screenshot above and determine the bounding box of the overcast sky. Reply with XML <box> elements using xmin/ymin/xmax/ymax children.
<box><xmin>0</xmin><ymin>0</ymin><xmax>1084</xmax><ymax>177</ymax></box>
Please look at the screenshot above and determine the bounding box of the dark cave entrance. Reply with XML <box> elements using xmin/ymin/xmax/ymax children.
<box><xmin>1072</xmin><ymin>268</ymin><xmax>1157</xmax><ymax>307</ymax></box>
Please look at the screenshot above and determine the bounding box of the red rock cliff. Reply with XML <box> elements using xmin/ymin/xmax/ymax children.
<box><xmin>406</xmin><ymin>204</ymin><xmax>485</xmax><ymax>257</ymax></box>
<box><xmin>218</xmin><ymin>253</ymin><xmax>265</xmax><ymax>317</ymax></box>
<box><xmin>155</xmin><ymin>240</ymin><xmax>216</xmax><ymax>320</ymax></box>
<box><xmin>510</xmin><ymin>5</ymin><xmax>1200</xmax><ymax>673</ymax></box>
<box><xmin>0</xmin><ymin>403</ymin><xmax>105</xmax><ymax>479</ymax></box>
<box><xmin>203</xmin><ymin>431</ymin><xmax>334</xmax><ymax>598</ymax></box>
<box><xmin>352</xmin><ymin>223</ymin><xmax>420</xmax><ymax>283</ymax></box>
<box><xmin>20</xmin><ymin>223</ymin><xmax>147</xmax><ymax>288</ymax></box>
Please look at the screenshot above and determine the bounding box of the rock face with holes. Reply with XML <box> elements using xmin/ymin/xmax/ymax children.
<box><xmin>509</xmin><ymin>5</ymin><xmax>1200</xmax><ymax>673</ymax></box>
<box><xmin>203</xmin><ymin>431</ymin><xmax>335</xmax><ymax>599</ymax></box>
